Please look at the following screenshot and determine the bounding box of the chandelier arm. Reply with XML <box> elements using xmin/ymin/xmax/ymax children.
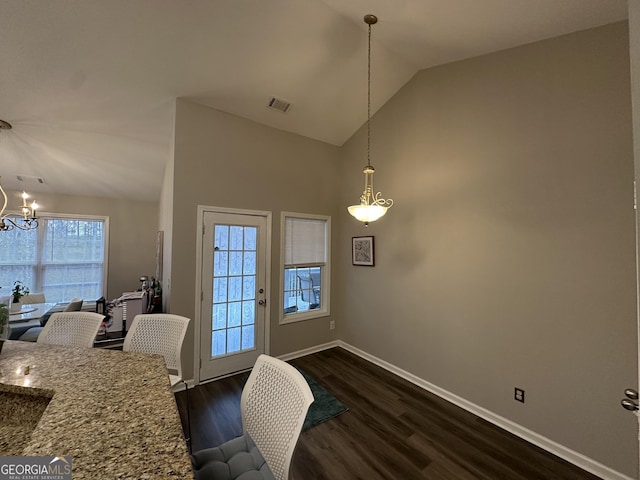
<box><xmin>0</xmin><ymin>179</ymin><xmax>7</xmax><ymax>221</ymax></box>
<box><xmin>3</xmin><ymin>216</ymin><xmax>38</xmax><ymax>230</ymax></box>
<box><xmin>0</xmin><ymin>177</ymin><xmax>39</xmax><ymax>231</ymax></box>
<box><xmin>371</xmin><ymin>193</ymin><xmax>394</xmax><ymax>207</ymax></box>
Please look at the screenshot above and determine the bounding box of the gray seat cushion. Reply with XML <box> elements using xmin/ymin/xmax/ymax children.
<box><xmin>18</xmin><ymin>327</ymin><xmax>43</xmax><ymax>342</ymax></box>
<box><xmin>191</xmin><ymin>433</ymin><xmax>275</xmax><ymax>480</ymax></box>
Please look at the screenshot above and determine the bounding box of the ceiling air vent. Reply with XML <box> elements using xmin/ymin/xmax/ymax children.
<box><xmin>267</xmin><ymin>96</ymin><xmax>293</xmax><ymax>113</ymax></box>
<box><xmin>16</xmin><ymin>175</ymin><xmax>46</xmax><ymax>185</ymax></box>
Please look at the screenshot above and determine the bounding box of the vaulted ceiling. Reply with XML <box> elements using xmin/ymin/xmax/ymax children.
<box><xmin>0</xmin><ymin>0</ymin><xmax>629</xmax><ymax>201</ymax></box>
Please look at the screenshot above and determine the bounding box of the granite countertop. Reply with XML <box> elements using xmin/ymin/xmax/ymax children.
<box><xmin>0</xmin><ymin>340</ymin><xmax>194</xmax><ymax>479</ymax></box>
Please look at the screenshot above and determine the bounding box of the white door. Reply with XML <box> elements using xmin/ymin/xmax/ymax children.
<box><xmin>199</xmin><ymin>211</ymin><xmax>268</xmax><ymax>381</ymax></box>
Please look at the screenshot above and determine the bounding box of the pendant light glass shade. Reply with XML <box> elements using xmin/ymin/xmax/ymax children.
<box><xmin>348</xmin><ymin>14</ymin><xmax>392</xmax><ymax>226</ymax></box>
<box><xmin>347</xmin><ymin>165</ymin><xmax>391</xmax><ymax>224</ymax></box>
<box><xmin>348</xmin><ymin>204</ymin><xmax>388</xmax><ymax>223</ymax></box>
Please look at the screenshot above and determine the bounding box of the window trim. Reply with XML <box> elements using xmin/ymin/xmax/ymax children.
<box><xmin>3</xmin><ymin>210</ymin><xmax>109</xmax><ymax>301</ymax></box>
<box><xmin>279</xmin><ymin>212</ymin><xmax>330</xmax><ymax>324</ymax></box>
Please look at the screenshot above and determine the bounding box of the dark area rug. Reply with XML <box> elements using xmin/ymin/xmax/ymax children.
<box><xmin>294</xmin><ymin>366</ymin><xmax>348</xmax><ymax>431</ymax></box>
<box><xmin>241</xmin><ymin>364</ymin><xmax>348</xmax><ymax>430</ymax></box>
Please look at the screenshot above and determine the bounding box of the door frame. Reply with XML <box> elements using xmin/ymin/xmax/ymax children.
<box><xmin>193</xmin><ymin>205</ymin><xmax>272</xmax><ymax>386</ymax></box>
<box><xmin>631</xmin><ymin>0</ymin><xmax>640</xmax><ymax>471</ymax></box>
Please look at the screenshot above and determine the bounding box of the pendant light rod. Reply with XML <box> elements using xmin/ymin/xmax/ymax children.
<box><xmin>347</xmin><ymin>14</ymin><xmax>393</xmax><ymax>226</ymax></box>
<box><xmin>365</xmin><ymin>14</ymin><xmax>376</xmax><ymax>169</ymax></box>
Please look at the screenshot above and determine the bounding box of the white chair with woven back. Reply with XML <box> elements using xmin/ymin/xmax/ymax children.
<box><xmin>19</xmin><ymin>298</ymin><xmax>84</xmax><ymax>342</ymax></box>
<box><xmin>19</xmin><ymin>293</ymin><xmax>47</xmax><ymax>305</ymax></box>
<box><xmin>122</xmin><ymin>314</ymin><xmax>192</xmax><ymax>445</ymax></box>
<box><xmin>190</xmin><ymin>354</ymin><xmax>314</xmax><ymax>480</ymax></box>
<box><xmin>36</xmin><ymin>311</ymin><xmax>104</xmax><ymax>348</ymax></box>
<box><xmin>123</xmin><ymin>313</ymin><xmax>191</xmax><ymax>391</ymax></box>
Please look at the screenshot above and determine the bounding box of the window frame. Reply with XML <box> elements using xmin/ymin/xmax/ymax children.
<box><xmin>279</xmin><ymin>212</ymin><xmax>330</xmax><ymax>324</ymax></box>
<box><xmin>0</xmin><ymin>211</ymin><xmax>109</xmax><ymax>302</ymax></box>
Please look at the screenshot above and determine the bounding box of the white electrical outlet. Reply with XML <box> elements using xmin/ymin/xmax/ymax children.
<box><xmin>329</xmin><ymin>320</ymin><xmax>335</xmax><ymax>330</ymax></box>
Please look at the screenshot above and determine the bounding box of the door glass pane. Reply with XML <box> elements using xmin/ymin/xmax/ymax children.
<box><xmin>213</xmin><ymin>277</ymin><xmax>227</xmax><ymax>303</ymax></box>
<box><xmin>210</xmin><ymin>225</ymin><xmax>258</xmax><ymax>358</ymax></box>
<box><xmin>230</xmin><ymin>227</ymin><xmax>243</xmax><ymax>250</ymax></box>
<box><xmin>242</xmin><ymin>300</ymin><xmax>255</xmax><ymax>325</ymax></box>
<box><xmin>229</xmin><ymin>251</ymin><xmax>243</xmax><ymax>276</ymax></box>
<box><xmin>244</xmin><ymin>228</ymin><xmax>256</xmax><ymax>250</ymax></box>
<box><xmin>243</xmin><ymin>252</ymin><xmax>256</xmax><ymax>275</ymax></box>
<box><xmin>242</xmin><ymin>325</ymin><xmax>254</xmax><ymax>349</ymax></box>
<box><xmin>214</xmin><ymin>251</ymin><xmax>228</xmax><ymax>276</ymax></box>
<box><xmin>213</xmin><ymin>304</ymin><xmax>227</xmax><ymax>329</ymax></box>
<box><xmin>228</xmin><ymin>302</ymin><xmax>241</xmax><ymax>327</ymax></box>
<box><xmin>243</xmin><ymin>276</ymin><xmax>255</xmax><ymax>300</ymax></box>
<box><xmin>215</xmin><ymin>225</ymin><xmax>229</xmax><ymax>251</ymax></box>
<box><xmin>228</xmin><ymin>327</ymin><xmax>241</xmax><ymax>352</ymax></box>
<box><xmin>228</xmin><ymin>276</ymin><xmax>242</xmax><ymax>302</ymax></box>
<box><xmin>213</xmin><ymin>330</ymin><xmax>226</xmax><ymax>356</ymax></box>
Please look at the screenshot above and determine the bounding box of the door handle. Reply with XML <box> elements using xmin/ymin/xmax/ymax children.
<box><xmin>258</xmin><ymin>299</ymin><xmax>267</xmax><ymax>306</ymax></box>
<box><xmin>620</xmin><ymin>388</ymin><xmax>639</xmax><ymax>412</ymax></box>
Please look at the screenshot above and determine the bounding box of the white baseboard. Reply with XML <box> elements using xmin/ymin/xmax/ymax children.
<box><xmin>189</xmin><ymin>340</ymin><xmax>632</xmax><ymax>479</ymax></box>
<box><xmin>172</xmin><ymin>378</ymin><xmax>196</xmax><ymax>392</ymax></box>
<box><xmin>337</xmin><ymin>341</ymin><xmax>634</xmax><ymax>480</ymax></box>
<box><xmin>186</xmin><ymin>342</ymin><xmax>340</xmax><ymax>388</ymax></box>
<box><xmin>277</xmin><ymin>340</ymin><xmax>340</xmax><ymax>362</ymax></box>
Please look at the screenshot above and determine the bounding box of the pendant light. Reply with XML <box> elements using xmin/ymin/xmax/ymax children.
<box><xmin>347</xmin><ymin>14</ymin><xmax>393</xmax><ymax>226</ymax></box>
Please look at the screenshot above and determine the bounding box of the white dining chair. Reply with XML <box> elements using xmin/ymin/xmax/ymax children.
<box><xmin>64</xmin><ymin>298</ymin><xmax>84</xmax><ymax>312</ymax></box>
<box><xmin>123</xmin><ymin>314</ymin><xmax>191</xmax><ymax>444</ymax></box>
<box><xmin>20</xmin><ymin>293</ymin><xmax>46</xmax><ymax>304</ymax></box>
<box><xmin>19</xmin><ymin>298</ymin><xmax>84</xmax><ymax>342</ymax></box>
<box><xmin>190</xmin><ymin>354</ymin><xmax>314</xmax><ymax>480</ymax></box>
<box><xmin>37</xmin><ymin>311</ymin><xmax>104</xmax><ymax>348</ymax></box>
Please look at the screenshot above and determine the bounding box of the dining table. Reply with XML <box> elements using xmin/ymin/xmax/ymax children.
<box><xmin>8</xmin><ymin>302</ymin><xmax>57</xmax><ymax>339</ymax></box>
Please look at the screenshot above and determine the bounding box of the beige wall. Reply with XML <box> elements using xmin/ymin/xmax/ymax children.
<box><xmin>171</xmin><ymin>99</ymin><xmax>341</xmax><ymax>380</ymax></box>
<box><xmin>6</xmin><ymin>190</ymin><xmax>158</xmax><ymax>300</ymax></box>
<box><xmin>630</xmin><ymin>0</ymin><xmax>640</xmax><ymax>475</ymax></box>
<box><xmin>166</xmin><ymin>21</ymin><xmax>636</xmax><ymax>476</ymax></box>
<box><xmin>337</xmin><ymin>22</ymin><xmax>637</xmax><ymax>477</ymax></box>
<box><xmin>159</xmin><ymin>113</ymin><xmax>175</xmax><ymax>312</ymax></box>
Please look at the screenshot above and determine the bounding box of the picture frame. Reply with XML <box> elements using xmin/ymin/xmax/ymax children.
<box><xmin>352</xmin><ymin>236</ymin><xmax>375</xmax><ymax>266</ymax></box>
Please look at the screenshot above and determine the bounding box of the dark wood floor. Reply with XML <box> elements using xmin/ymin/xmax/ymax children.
<box><xmin>175</xmin><ymin>347</ymin><xmax>601</xmax><ymax>480</ymax></box>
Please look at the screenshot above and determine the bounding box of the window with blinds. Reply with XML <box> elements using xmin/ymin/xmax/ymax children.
<box><xmin>0</xmin><ymin>214</ymin><xmax>108</xmax><ymax>303</ymax></box>
<box><xmin>281</xmin><ymin>213</ymin><xmax>330</xmax><ymax>323</ymax></box>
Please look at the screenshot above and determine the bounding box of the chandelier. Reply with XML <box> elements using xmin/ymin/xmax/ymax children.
<box><xmin>347</xmin><ymin>14</ymin><xmax>393</xmax><ymax>226</ymax></box>
<box><xmin>0</xmin><ymin>121</ymin><xmax>39</xmax><ymax>231</ymax></box>
<box><xmin>0</xmin><ymin>179</ymin><xmax>39</xmax><ymax>231</ymax></box>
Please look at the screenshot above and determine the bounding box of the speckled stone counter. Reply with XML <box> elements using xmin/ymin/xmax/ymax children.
<box><xmin>0</xmin><ymin>340</ymin><xmax>194</xmax><ymax>479</ymax></box>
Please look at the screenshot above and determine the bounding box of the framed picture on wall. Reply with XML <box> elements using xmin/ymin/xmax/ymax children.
<box><xmin>352</xmin><ymin>236</ymin><xmax>374</xmax><ymax>266</ymax></box>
